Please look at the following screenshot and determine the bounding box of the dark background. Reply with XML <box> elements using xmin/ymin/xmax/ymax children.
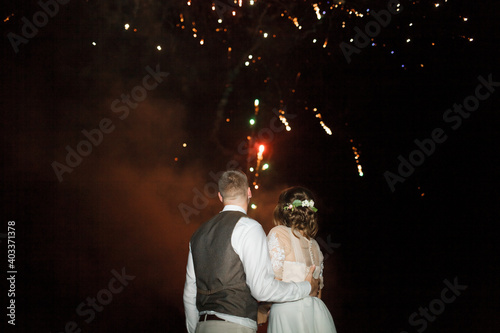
<box><xmin>1</xmin><ymin>0</ymin><xmax>499</xmax><ymax>332</ymax></box>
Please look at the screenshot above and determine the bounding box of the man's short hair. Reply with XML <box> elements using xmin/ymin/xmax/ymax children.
<box><xmin>218</xmin><ymin>170</ymin><xmax>248</xmax><ymax>201</ymax></box>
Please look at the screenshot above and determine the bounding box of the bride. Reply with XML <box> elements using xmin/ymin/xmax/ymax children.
<box><xmin>264</xmin><ymin>186</ymin><xmax>337</xmax><ymax>333</ymax></box>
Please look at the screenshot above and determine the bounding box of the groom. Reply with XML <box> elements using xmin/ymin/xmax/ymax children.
<box><xmin>183</xmin><ymin>170</ymin><xmax>319</xmax><ymax>333</ymax></box>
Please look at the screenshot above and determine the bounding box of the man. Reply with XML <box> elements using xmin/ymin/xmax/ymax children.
<box><xmin>183</xmin><ymin>170</ymin><xmax>319</xmax><ymax>333</ymax></box>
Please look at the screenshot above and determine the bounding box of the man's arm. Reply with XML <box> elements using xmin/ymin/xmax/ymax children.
<box><xmin>183</xmin><ymin>244</ymin><xmax>199</xmax><ymax>333</ymax></box>
<box><xmin>232</xmin><ymin>218</ymin><xmax>312</xmax><ymax>302</ymax></box>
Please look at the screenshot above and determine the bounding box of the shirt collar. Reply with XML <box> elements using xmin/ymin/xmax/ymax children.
<box><xmin>222</xmin><ymin>205</ymin><xmax>247</xmax><ymax>214</ymax></box>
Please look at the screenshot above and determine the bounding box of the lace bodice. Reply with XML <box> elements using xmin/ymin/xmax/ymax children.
<box><xmin>267</xmin><ymin>225</ymin><xmax>324</xmax><ymax>289</ymax></box>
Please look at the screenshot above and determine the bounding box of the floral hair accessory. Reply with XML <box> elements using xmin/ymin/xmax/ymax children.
<box><xmin>283</xmin><ymin>199</ymin><xmax>318</xmax><ymax>212</ymax></box>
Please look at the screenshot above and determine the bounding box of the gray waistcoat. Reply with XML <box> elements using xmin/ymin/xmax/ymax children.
<box><xmin>190</xmin><ymin>210</ymin><xmax>258</xmax><ymax>322</ymax></box>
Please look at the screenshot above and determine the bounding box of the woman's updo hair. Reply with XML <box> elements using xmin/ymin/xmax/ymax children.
<box><xmin>273</xmin><ymin>186</ymin><xmax>318</xmax><ymax>239</ymax></box>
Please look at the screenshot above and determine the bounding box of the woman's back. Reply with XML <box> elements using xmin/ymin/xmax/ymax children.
<box><xmin>268</xmin><ymin>225</ymin><xmax>324</xmax><ymax>287</ymax></box>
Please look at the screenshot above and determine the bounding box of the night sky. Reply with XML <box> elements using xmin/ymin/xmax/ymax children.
<box><xmin>1</xmin><ymin>0</ymin><xmax>500</xmax><ymax>332</ymax></box>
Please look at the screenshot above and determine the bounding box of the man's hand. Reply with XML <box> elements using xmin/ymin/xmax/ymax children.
<box><xmin>305</xmin><ymin>265</ymin><xmax>320</xmax><ymax>297</ymax></box>
<box><xmin>257</xmin><ymin>302</ymin><xmax>272</xmax><ymax>325</ymax></box>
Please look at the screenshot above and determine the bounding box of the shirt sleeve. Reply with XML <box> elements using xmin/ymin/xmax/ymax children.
<box><xmin>183</xmin><ymin>243</ymin><xmax>199</xmax><ymax>333</ymax></box>
<box><xmin>232</xmin><ymin>218</ymin><xmax>311</xmax><ymax>302</ymax></box>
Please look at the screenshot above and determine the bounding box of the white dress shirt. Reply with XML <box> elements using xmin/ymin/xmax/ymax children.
<box><xmin>183</xmin><ymin>205</ymin><xmax>311</xmax><ymax>332</ymax></box>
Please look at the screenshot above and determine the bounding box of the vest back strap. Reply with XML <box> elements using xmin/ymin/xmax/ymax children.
<box><xmin>197</xmin><ymin>282</ymin><xmax>247</xmax><ymax>295</ymax></box>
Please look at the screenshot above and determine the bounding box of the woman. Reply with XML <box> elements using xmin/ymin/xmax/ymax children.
<box><xmin>265</xmin><ymin>186</ymin><xmax>337</xmax><ymax>333</ymax></box>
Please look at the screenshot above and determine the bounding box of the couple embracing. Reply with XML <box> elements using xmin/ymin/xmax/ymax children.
<box><xmin>183</xmin><ymin>170</ymin><xmax>337</xmax><ymax>333</ymax></box>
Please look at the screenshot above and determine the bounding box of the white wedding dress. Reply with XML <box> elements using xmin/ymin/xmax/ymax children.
<box><xmin>267</xmin><ymin>225</ymin><xmax>337</xmax><ymax>333</ymax></box>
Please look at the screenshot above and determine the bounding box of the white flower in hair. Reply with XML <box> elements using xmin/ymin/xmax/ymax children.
<box><xmin>284</xmin><ymin>199</ymin><xmax>318</xmax><ymax>212</ymax></box>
